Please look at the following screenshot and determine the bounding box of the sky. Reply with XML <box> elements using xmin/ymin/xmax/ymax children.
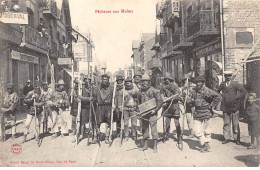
<box><xmin>69</xmin><ymin>0</ymin><xmax>158</xmax><ymax>74</ymax></box>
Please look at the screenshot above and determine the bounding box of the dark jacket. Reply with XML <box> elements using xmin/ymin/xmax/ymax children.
<box><xmin>161</xmin><ymin>82</ymin><xmax>180</xmax><ymax>118</ymax></box>
<box><xmin>217</xmin><ymin>81</ymin><xmax>246</xmax><ymax>112</ymax></box>
<box><xmin>23</xmin><ymin>85</ymin><xmax>34</xmax><ymax>96</ymax></box>
<box><xmin>192</xmin><ymin>85</ymin><xmax>222</xmax><ymax>120</ymax></box>
<box><xmin>24</xmin><ymin>90</ymin><xmax>45</xmax><ymax>115</ymax></box>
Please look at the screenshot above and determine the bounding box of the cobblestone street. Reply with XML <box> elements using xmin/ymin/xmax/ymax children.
<box><xmin>0</xmin><ymin>111</ymin><xmax>259</xmax><ymax>167</ymax></box>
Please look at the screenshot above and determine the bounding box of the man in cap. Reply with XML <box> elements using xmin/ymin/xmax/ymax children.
<box><xmin>93</xmin><ymin>74</ymin><xmax>115</xmax><ymax>144</ymax></box>
<box><xmin>49</xmin><ymin>79</ymin><xmax>70</xmax><ymax>138</ymax></box>
<box><xmin>192</xmin><ymin>75</ymin><xmax>222</xmax><ymax>152</ymax></box>
<box><xmin>181</xmin><ymin>74</ymin><xmax>196</xmax><ymax>138</ymax></box>
<box><xmin>123</xmin><ymin>76</ymin><xmax>139</xmax><ymax>141</ymax></box>
<box><xmin>137</xmin><ymin>73</ymin><xmax>163</xmax><ymax>153</ymax></box>
<box><xmin>161</xmin><ymin>72</ymin><xmax>183</xmax><ymax>149</ymax></box>
<box><xmin>217</xmin><ymin>71</ymin><xmax>246</xmax><ymax>145</ymax></box>
<box><xmin>22</xmin><ymin>81</ymin><xmax>45</xmax><ymax>143</ymax></box>
<box><xmin>0</xmin><ymin>83</ymin><xmax>19</xmax><ymax>141</ymax></box>
<box><xmin>114</xmin><ymin>74</ymin><xmax>126</xmax><ymax>138</ymax></box>
<box><xmin>23</xmin><ymin>79</ymin><xmax>34</xmax><ymax>97</ymax></box>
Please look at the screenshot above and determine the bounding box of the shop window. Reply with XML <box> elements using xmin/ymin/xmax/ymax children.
<box><xmin>236</xmin><ymin>32</ymin><xmax>253</xmax><ymax>45</ymax></box>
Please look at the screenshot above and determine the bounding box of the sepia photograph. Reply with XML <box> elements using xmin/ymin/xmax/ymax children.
<box><xmin>0</xmin><ymin>0</ymin><xmax>259</xmax><ymax>167</ymax></box>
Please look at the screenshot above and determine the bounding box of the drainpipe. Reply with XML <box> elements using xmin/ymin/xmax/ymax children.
<box><xmin>220</xmin><ymin>0</ymin><xmax>225</xmax><ymax>82</ymax></box>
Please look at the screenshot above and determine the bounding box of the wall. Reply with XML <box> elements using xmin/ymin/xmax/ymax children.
<box><xmin>223</xmin><ymin>0</ymin><xmax>260</xmax><ymax>83</ymax></box>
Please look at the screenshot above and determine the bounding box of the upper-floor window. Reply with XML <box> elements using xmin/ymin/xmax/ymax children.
<box><xmin>49</xmin><ymin>25</ymin><xmax>53</xmax><ymax>40</ymax></box>
<box><xmin>27</xmin><ymin>7</ymin><xmax>34</xmax><ymax>28</ymax></box>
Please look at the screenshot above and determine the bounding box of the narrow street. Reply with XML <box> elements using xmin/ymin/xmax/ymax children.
<box><xmin>0</xmin><ymin>111</ymin><xmax>259</xmax><ymax>167</ymax></box>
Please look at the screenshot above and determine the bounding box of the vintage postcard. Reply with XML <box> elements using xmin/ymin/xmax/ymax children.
<box><xmin>0</xmin><ymin>0</ymin><xmax>259</xmax><ymax>167</ymax></box>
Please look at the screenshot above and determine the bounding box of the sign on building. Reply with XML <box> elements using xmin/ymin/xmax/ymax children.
<box><xmin>58</xmin><ymin>58</ymin><xmax>72</xmax><ymax>65</ymax></box>
<box><xmin>0</xmin><ymin>12</ymin><xmax>28</xmax><ymax>24</ymax></box>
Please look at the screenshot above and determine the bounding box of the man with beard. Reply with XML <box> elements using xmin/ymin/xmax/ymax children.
<box><xmin>138</xmin><ymin>73</ymin><xmax>163</xmax><ymax>153</ymax></box>
<box><xmin>161</xmin><ymin>72</ymin><xmax>182</xmax><ymax>149</ymax></box>
<box><xmin>192</xmin><ymin>75</ymin><xmax>221</xmax><ymax>152</ymax></box>
<box><xmin>22</xmin><ymin>81</ymin><xmax>45</xmax><ymax>143</ymax></box>
<box><xmin>49</xmin><ymin>79</ymin><xmax>70</xmax><ymax>138</ymax></box>
<box><xmin>217</xmin><ymin>71</ymin><xmax>246</xmax><ymax>145</ymax></box>
<box><xmin>124</xmin><ymin>76</ymin><xmax>139</xmax><ymax>141</ymax></box>
<box><xmin>0</xmin><ymin>83</ymin><xmax>19</xmax><ymax>141</ymax></box>
<box><xmin>93</xmin><ymin>74</ymin><xmax>114</xmax><ymax>144</ymax></box>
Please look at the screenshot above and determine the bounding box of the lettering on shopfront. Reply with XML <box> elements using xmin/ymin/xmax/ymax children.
<box><xmin>0</xmin><ymin>12</ymin><xmax>28</xmax><ymax>24</ymax></box>
<box><xmin>11</xmin><ymin>51</ymin><xmax>39</xmax><ymax>64</ymax></box>
<box><xmin>195</xmin><ymin>43</ymin><xmax>221</xmax><ymax>57</ymax></box>
<box><xmin>0</xmin><ymin>22</ymin><xmax>22</xmax><ymax>44</ymax></box>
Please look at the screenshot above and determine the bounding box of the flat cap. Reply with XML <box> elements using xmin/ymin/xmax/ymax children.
<box><xmin>182</xmin><ymin>74</ymin><xmax>191</xmax><ymax>81</ymax></box>
<box><xmin>195</xmin><ymin>75</ymin><xmax>206</xmax><ymax>82</ymax></box>
<box><xmin>141</xmin><ymin>73</ymin><xmax>150</xmax><ymax>81</ymax></box>
<box><xmin>224</xmin><ymin>70</ymin><xmax>233</xmax><ymax>75</ymax></box>
<box><xmin>101</xmin><ymin>74</ymin><xmax>110</xmax><ymax>79</ymax></box>
<box><xmin>26</xmin><ymin>79</ymin><xmax>31</xmax><ymax>83</ymax></box>
<box><xmin>133</xmin><ymin>73</ymin><xmax>142</xmax><ymax>78</ymax></box>
<box><xmin>116</xmin><ymin>74</ymin><xmax>125</xmax><ymax>81</ymax></box>
<box><xmin>6</xmin><ymin>83</ymin><xmax>14</xmax><ymax>88</ymax></box>
<box><xmin>164</xmin><ymin>72</ymin><xmax>174</xmax><ymax>81</ymax></box>
<box><xmin>124</xmin><ymin>76</ymin><xmax>132</xmax><ymax>82</ymax></box>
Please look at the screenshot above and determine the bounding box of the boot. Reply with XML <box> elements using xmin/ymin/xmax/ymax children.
<box><xmin>247</xmin><ymin>144</ymin><xmax>256</xmax><ymax>149</ymax></box>
<box><xmin>153</xmin><ymin>139</ymin><xmax>158</xmax><ymax>153</ymax></box>
<box><xmin>200</xmin><ymin>142</ymin><xmax>210</xmax><ymax>153</ymax></box>
<box><xmin>139</xmin><ymin>139</ymin><xmax>148</xmax><ymax>151</ymax></box>
<box><xmin>177</xmin><ymin>135</ymin><xmax>183</xmax><ymax>150</ymax></box>
<box><xmin>51</xmin><ymin>132</ymin><xmax>58</xmax><ymax>139</ymax></box>
<box><xmin>188</xmin><ymin>129</ymin><xmax>194</xmax><ymax>138</ymax></box>
<box><xmin>124</xmin><ymin>136</ymin><xmax>129</xmax><ymax>142</ymax></box>
<box><xmin>21</xmin><ymin>135</ymin><xmax>27</xmax><ymax>144</ymax></box>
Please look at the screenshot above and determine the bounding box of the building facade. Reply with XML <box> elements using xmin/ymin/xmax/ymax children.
<box><xmin>0</xmin><ymin>0</ymin><xmax>72</xmax><ymax>105</ymax></box>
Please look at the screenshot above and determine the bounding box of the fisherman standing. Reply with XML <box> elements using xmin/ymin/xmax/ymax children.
<box><xmin>0</xmin><ymin>83</ymin><xmax>19</xmax><ymax>141</ymax></box>
<box><xmin>49</xmin><ymin>79</ymin><xmax>70</xmax><ymax>138</ymax></box>
<box><xmin>138</xmin><ymin>73</ymin><xmax>163</xmax><ymax>153</ymax></box>
<box><xmin>123</xmin><ymin>76</ymin><xmax>139</xmax><ymax>141</ymax></box>
<box><xmin>192</xmin><ymin>75</ymin><xmax>222</xmax><ymax>152</ymax></box>
<box><xmin>161</xmin><ymin>72</ymin><xmax>182</xmax><ymax>149</ymax></box>
<box><xmin>217</xmin><ymin>71</ymin><xmax>246</xmax><ymax>145</ymax></box>
<box><xmin>22</xmin><ymin>81</ymin><xmax>45</xmax><ymax>143</ymax></box>
<box><xmin>93</xmin><ymin>74</ymin><xmax>114</xmax><ymax>144</ymax></box>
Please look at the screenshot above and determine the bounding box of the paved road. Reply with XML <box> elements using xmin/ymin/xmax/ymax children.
<box><xmin>0</xmin><ymin>110</ymin><xmax>259</xmax><ymax>167</ymax></box>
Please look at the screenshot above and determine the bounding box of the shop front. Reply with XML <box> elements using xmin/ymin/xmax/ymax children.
<box><xmin>194</xmin><ymin>40</ymin><xmax>222</xmax><ymax>90</ymax></box>
<box><xmin>11</xmin><ymin>50</ymin><xmax>40</xmax><ymax>97</ymax></box>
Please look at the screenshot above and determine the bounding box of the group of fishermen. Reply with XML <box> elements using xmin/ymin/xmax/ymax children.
<box><xmin>1</xmin><ymin>70</ymin><xmax>249</xmax><ymax>153</ymax></box>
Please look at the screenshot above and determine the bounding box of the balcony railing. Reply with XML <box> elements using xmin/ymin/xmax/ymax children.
<box><xmin>172</xmin><ymin>27</ymin><xmax>187</xmax><ymax>47</ymax></box>
<box><xmin>159</xmin><ymin>33</ymin><xmax>167</xmax><ymax>47</ymax></box>
<box><xmin>147</xmin><ymin>58</ymin><xmax>162</xmax><ymax>70</ymax></box>
<box><xmin>42</xmin><ymin>0</ymin><xmax>58</xmax><ymax>18</ymax></box>
<box><xmin>22</xmin><ymin>25</ymin><xmax>48</xmax><ymax>51</ymax></box>
<box><xmin>51</xmin><ymin>41</ymin><xmax>58</xmax><ymax>57</ymax></box>
<box><xmin>187</xmin><ymin>10</ymin><xmax>220</xmax><ymax>40</ymax></box>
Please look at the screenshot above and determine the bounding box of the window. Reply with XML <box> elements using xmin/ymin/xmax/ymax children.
<box><xmin>27</xmin><ymin>8</ymin><xmax>34</xmax><ymax>28</ymax></box>
<box><xmin>236</xmin><ymin>32</ymin><xmax>253</xmax><ymax>45</ymax></box>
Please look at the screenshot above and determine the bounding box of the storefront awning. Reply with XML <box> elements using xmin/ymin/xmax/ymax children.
<box><xmin>61</xmin><ymin>66</ymin><xmax>72</xmax><ymax>77</ymax></box>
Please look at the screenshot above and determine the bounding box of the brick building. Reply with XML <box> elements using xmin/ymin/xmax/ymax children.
<box><xmin>222</xmin><ymin>0</ymin><xmax>260</xmax><ymax>97</ymax></box>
